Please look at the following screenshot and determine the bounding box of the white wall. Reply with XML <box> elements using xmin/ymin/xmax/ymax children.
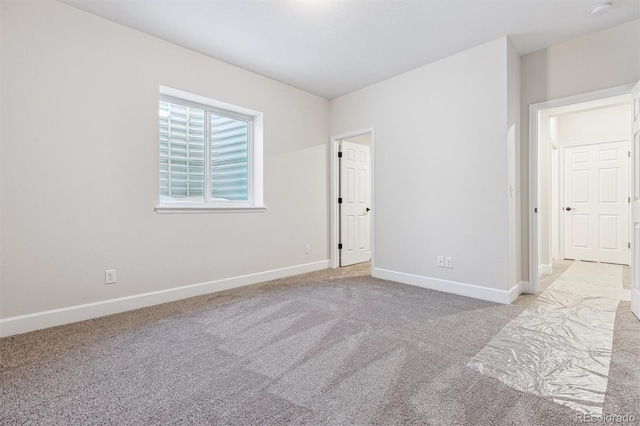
<box><xmin>331</xmin><ymin>37</ymin><xmax>518</xmax><ymax>302</ymax></box>
<box><xmin>521</xmin><ymin>19</ymin><xmax>640</xmax><ymax>280</ymax></box>
<box><xmin>0</xmin><ymin>0</ymin><xmax>329</xmax><ymax>327</ymax></box>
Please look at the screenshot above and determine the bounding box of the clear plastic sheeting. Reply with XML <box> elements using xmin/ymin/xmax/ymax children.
<box><xmin>468</xmin><ymin>261</ymin><xmax>625</xmax><ymax>415</ymax></box>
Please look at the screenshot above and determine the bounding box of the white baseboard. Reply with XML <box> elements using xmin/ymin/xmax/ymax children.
<box><xmin>538</xmin><ymin>264</ymin><xmax>552</xmax><ymax>275</ymax></box>
<box><xmin>0</xmin><ymin>260</ymin><xmax>329</xmax><ymax>338</ymax></box>
<box><xmin>372</xmin><ymin>267</ymin><xmax>515</xmax><ymax>304</ymax></box>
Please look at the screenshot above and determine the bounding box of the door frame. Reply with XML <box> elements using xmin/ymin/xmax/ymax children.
<box><xmin>529</xmin><ymin>84</ymin><xmax>635</xmax><ymax>294</ymax></box>
<box><xmin>329</xmin><ymin>128</ymin><xmax>375</xmax><ymax>269</ymax></box>
<box><xmin>558</xmin><ymin>139</ymin><xmax>630</xmax><ymax>263</ymax></box>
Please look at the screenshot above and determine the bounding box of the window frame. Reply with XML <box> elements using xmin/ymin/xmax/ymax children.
<box><xmin>155</xmin><ymin>86</ymin><xmax>265</xmax><ymax>214</ymax></box>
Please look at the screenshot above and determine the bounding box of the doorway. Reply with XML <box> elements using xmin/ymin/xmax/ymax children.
<box><xmin>529</xmin><ymin>85</ymin><xmax>636</xmax><ymax>294</ymax></box>
<box><xmin>330</xmin><ymin>130</ymin><xmax>374</xmax><ymax>269</ymax></box>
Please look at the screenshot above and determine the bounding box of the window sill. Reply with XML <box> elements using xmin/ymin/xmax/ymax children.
<box><xmin>155</xmin><ymin>205</ymin><xmax>267</xmax><ymax>214</ymax></box>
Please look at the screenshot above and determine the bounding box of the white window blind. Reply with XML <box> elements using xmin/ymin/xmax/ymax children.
<box><xmin>159</xmin><ymin>101</ymin><xmax>206</xmax><ymax>202</ymax></box>
<box><xmin>210</xmin><ymin>114</ymin><xmax>249</xmax><ymax>201</ymax></box>
<box><xmin>158</xmin><ymin>96</ymin><xmax>254</xmax><ymax>207</ymax></box>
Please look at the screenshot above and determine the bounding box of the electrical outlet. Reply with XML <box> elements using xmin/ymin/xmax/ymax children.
<box><xmin>445</xmin><ymin>257</ymin><xmax>453</xmax><ymax>269</ymax></box>
<box><xmin>437</xmin><ymin>256</ymin><xmax>444</xmax><ymax>268</ymax></box>
<box><xmin>305</xmin><ymin>244</ymin><xmax>311</xmax><ymax>254</ymax></box>
<box><xmin>105</xmin><ymin>269</ymin><xmax>117</xmax><ymax>284</ymax></box>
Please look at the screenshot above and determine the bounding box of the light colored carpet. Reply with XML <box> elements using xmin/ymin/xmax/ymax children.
<box><xmin>1</xmin><ymin>261</ymin><xmax>639</xmax><ymax>425</ymax></box>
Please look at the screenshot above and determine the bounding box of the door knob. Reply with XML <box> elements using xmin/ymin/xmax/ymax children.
<box><xmin>565</xmin><ymin>207</ymin><xmax>572</xmax><ymax>211</ymax></box>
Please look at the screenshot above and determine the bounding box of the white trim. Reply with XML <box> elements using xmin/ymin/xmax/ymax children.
<box><xmin>373</xmin><ymin>267</ymin><xmax>518</xmax><ymax>305</ymax></box>
<box><xmin>529</xmin><ymin>85</ymin><xmax>635</xmax><ymax>115</ymax></box>
<box><xmin>329</xmin><ymin>128</ymin><xmax>375</xmax><ymax>269</ymax></box>
<box><xmin>155</xmin><ymin>205</ymin><xmax>266</xmax><ymax>214</ymax></box>
<box><xmin>538</xmin><ymin>264</ymin><xmax>553</xmax><ymax>275</ymax></box>
<box><xmin>558</xmin><ymin>143</ymin><xmax>565</xmax><ymax>261</ymax></box>
<box><xmin>0</xmin><ymin>260</ymin><xmax>329</xmax><ymax>338</ymax></box>
<box><xmin>157</xmin><ymin>85</ymin><xmax>264</xmax><ymax>211</ymax></box>
<box><xmin>529</xmin><ymin>84</ymin><xmax>635</xmax><ymax>295</ymax></box>
<box><xmin>330</xmin><ymin>136</ymin><xmax>339</xmax><ymax>268</ymax></box>
<box><xmin>159</xmin><ymin>85</ymin><xmax>261</xmax><ymax>117</ymax></box>
<box><xmin>552</xmin><ymin>145</ymin><xmax>561</xmax><ymax>260</ymax></box>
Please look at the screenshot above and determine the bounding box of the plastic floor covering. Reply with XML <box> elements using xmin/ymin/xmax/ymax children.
<box><xmin>469</xmin><ymin>261</ymin><xmax>629</xmax><ymax>415</ymax></box>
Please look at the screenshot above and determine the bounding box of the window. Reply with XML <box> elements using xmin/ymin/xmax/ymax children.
<box><xmin>155</xmin><ymin>87</ymin><xmax>264</xmax><ymax>213</ymax></box>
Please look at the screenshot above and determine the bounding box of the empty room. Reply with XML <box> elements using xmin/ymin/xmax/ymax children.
<box><xmin>1</xmin><ymin>0</ymin><xmax>639</xmax><ymax>424</ymax></box>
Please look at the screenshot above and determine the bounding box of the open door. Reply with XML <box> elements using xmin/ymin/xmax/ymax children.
<box><xmin>631</xmin><ymin>81</ymin><xmax>640</xmax><ymax>320</ymax></box>
<box><xmin>340</xmin><ymin>140</ymin><xmax>371</xmax><ymax>266</ymax></box>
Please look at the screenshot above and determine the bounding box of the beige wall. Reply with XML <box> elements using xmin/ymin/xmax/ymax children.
<box><xmin>0</xmin><ymin>0</ymin><xmax>329</xmax><ymax>319</ymax></box>
<box><xmin>521</xmin><ymin>19</ymin><xmax>640</xmax><ymax>280</ymax></box>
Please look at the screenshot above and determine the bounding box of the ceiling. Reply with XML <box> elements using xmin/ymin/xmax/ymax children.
<box><xmin>59</xmin><ymin>0</ymin><xmax>639</xmax><ymax>99</ymax></box>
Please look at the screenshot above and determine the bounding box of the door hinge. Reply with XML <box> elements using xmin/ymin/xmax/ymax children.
<box><xmin>629</xmin><ymin>151</ymin><xmax>631</xmax><ymax>158</ymax></box>
<box><xmin>338</xmin><ymin>151</ymin><xmax>343</xmax><ymax>158</ymax></box>
<box><xmin>629</xmin><ymin>242</ymin><xmax>631</xmax><ymax>249</ymax></box>
<box><xmin>338</xmin><ymin>197</ymin><xmax>342</xmax><ymax>204</ymax></box>
<box><xmin>629</xmin><ymin>197</ymin><xmax>631</xmax><ymax>203</ymax></box>
<box><xmin>338</xmin><ymin>243</ymin><xmax>343</xmax><ymax>250</ymax></box>
<box><xmin>534</xmin><ymin>207</ymin><xmax>538</xmax><ymax>213</ymax></box>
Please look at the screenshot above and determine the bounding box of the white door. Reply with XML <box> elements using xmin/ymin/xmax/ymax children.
<box><xmin>631</xmin><ymin>81</ymin><xmax>640</xmax><ymax>320</ymax></box>
<box><xmin>340</xmin><ymin>141</ymin><xmax>371</xmax><ymax>266</ymax></box>
<box><xmin>563</xmin><ymin>141</ymin><xmax>629</xmax><ymax>264</ymax></box>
